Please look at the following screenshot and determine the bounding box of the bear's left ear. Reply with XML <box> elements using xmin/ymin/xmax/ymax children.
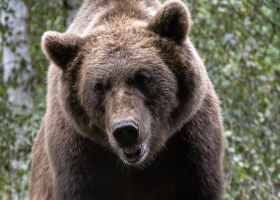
<box><xmin>42</xmin><ymin>31</ymin><xmax>88</xmax><ymax>70</ymax></box>
<box><xmin>147</xmin><ymin>0</ymin><xmax>191</xmax><ymax>44</ymax></box>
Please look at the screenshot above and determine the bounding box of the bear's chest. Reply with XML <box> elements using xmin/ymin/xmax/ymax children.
<box><xmin>92</xmin><ymin>163</ymin><xmax>186</xmax><ymax>200</ymax></box>
<box><xmin>87</xmin><ymin>140</ymin><xmax>189</xmax><ymax>200</ymax></box>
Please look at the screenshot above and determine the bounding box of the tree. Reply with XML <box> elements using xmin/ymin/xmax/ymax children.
<box><xmin>1</xmin><ymin>0</ymin><xmax>32</xmax><ymax>198</ymax></box>
<box><xmin>0</xmin><ymin>0</ymin><xmax>82</xmax><ymax>198</ymax></box>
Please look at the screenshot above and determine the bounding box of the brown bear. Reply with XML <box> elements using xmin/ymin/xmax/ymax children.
<box><xmin>29</xmin><ymin>0</ymin><xmax>224</xmax><ymax>199</ymax></box>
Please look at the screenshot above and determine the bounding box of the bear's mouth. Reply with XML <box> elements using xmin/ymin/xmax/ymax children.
<box><xmin>121</xmin><ymin>142</ymin><xmax>147</xmax><ymax>163</ymax></box>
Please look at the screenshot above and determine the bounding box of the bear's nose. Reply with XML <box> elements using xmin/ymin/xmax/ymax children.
<box><xmin>112</xmin><ymin>121</ymin><xmax>139</xmax><ymax>147</ymax></box>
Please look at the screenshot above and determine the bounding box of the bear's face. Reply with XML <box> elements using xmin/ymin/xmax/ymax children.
<box><xmin>42</xmin><ymin>1</ymin><xmax>205</xmax><ymax>166</ymax></box>
<box><xmin>76</xmin><ymin>25</ymin><xmax>179</xmax><ymax>164</ymax></box>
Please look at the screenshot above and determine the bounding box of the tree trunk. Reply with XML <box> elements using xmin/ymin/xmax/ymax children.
<box><xmin>1</xmin><ymin>0</ymin><xmax>31</xmax><ymax>199</ymax></box>
<box><xmin>1</xmin><ymin>0</ymin><xmax>31</xmax><ymax>109</ymax></box>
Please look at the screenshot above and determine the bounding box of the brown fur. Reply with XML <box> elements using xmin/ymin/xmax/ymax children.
<box><xmin>29</xmin><ymin>0</ymin><xmax>224</xmax><ymax>199</ymax></box>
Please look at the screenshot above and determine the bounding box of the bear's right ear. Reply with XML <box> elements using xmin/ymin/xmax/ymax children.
<box><xmin>147</xmin><ymin>0</ymin><xmax>191</xmax><ymax>44</ymax></box>
<box><xmin>42</xmin><ymin>31</ymin><xmax>87</xmax><ymax>70</ymax></box>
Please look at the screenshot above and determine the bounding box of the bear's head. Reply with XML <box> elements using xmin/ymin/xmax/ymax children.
<box><xmin>42</xmin><ymin>0</ymin><xmax>207</xmax><ymax>167</ymax></box>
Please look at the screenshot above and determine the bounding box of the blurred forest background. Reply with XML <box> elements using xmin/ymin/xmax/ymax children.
<box><xmin>0</xmin><ymin>0</ymin><xmax>279</xmax><ymax>199</ymax></box>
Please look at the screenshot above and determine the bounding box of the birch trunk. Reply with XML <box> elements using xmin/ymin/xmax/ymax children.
<box><xmin>1</xmin><ymin>0</ymin><xmax>31</xmax><ymax>108</ymax></box>
<box><xmin>1</xmin><ymin>0</ymin><xmax>31</xmax><ymax>199</ymax></box>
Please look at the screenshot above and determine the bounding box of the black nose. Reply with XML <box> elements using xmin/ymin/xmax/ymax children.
<box><xmin>112</xmin><ymin>121</ymin><xmax>139</xmax><ymax>147</ymax></box>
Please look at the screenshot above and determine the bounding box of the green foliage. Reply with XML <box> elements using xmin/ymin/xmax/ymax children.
<box><xmin>180</xmin><ymin>0</ymin><xmax>280</xmax><ymax>199</ymax></box>
<box><xmin>0</xmin><ymin>0</ymin><xmax>279</xmax><ymax>199</ymax></box>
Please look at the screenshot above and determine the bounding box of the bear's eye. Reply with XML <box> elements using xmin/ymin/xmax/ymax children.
<box><xmin>94</xmin><ymin>84</ymin><xmax>105</xmax><ymax>94</ymax></box>
<box><xmin>135</xmin><ymin>74</ymin><xmax>149</xmax><ymax>85</ymax></box>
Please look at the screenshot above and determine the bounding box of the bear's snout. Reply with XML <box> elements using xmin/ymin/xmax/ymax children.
<box><xmin>112</xmin><ymin>121</ymin><xmax>147</xmax><ymax>163</ymax></box>
<box><xmin>112</xmin><ymin>121</ymin><xmax>139</xmax><ymax>147</ymax></box>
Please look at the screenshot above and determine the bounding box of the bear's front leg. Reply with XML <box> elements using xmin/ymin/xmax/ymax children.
<box><xmin>52</xmin><ymin>162</ymin><xmax>95</xmax><ymax>200</ymax></box>
<box><xmin>47</xmin><ymin>129</ymin><xmax>97</xmax><ymax>200</ymax></box>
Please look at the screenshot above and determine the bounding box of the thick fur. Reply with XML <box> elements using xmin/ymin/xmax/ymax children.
<box><xmin>29</xmin><ymin>0</ymin><xmax>224</xmax><ymax>199</ymax></box>
<box><xmin>147</xmin><ymin>0</ymin><xmax>191</xmax><ymax>44</ymax></box>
